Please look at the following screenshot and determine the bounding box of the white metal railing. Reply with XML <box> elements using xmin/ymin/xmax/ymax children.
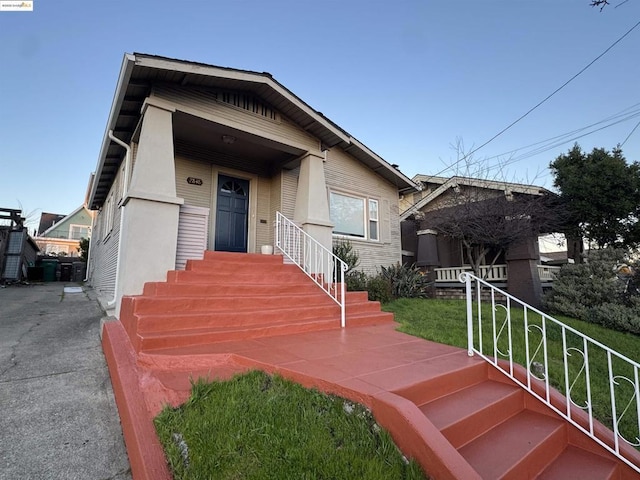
<box><xmin>538</xmin><ymin>265</ymin><xmax>561</xmax><ymax>281</ymax></box>
<box><xmin>460</xmin><ymin>272</ymin><xmax>640</xmax><ymax>474</ymax></box>
<box><xmin>274</xmin><ymin>212</ymin><xmax>348</xmax><ymax>327</ymax></box>
<box><xmin>436</xmin><ymin>264</ymin><xmax>508</xmax><ymax>282</ymax></box>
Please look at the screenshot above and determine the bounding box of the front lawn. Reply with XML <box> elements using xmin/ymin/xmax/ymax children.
<box><xmin>154</xmin><ymin>370</ymin><xmax>426</xmax><ymax>480</ymax></box>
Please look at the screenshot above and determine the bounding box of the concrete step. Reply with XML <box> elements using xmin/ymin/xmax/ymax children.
<box><xmin>536</xmin><ymin>445</ymin><xmax>620</xmax><ymax>480</ymax></box>
<box><xmin>458</xmin><ymin>409</ymin><xmax>566</xmax><ymax>479</ymax></box>
<box><xmin>419</xmin><ymin>380</ymin><xmax>524</xmax><ymax>449</ymax></box>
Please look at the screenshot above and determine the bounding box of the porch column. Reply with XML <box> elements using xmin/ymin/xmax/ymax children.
<box><xmin>115</xmin><ymin>98</ymin><xmax>184</xmax><ymax>318</ymax></box>
<box><xmin>293</xmin><ymin>152</ymin><xmax>333</xmax><ymax>253</ymax></box>
<box><xmin>506</xmin><ymin>236</ymin><xmax>542</xmax><ymax>308</ymax></box>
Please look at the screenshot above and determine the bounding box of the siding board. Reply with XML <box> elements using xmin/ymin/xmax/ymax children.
<box><xmin>325</xmin><ymin>148</ymin><xmax>402</xmax><ymax>274</ymax></box>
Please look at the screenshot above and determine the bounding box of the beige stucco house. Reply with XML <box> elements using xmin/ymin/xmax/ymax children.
<box><xmin>86</xmin><ymin>53</ymin><xmax>417</xmax><ymax>317</ymax></box>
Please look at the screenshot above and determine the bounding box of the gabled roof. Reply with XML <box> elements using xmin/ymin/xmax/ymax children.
<box><xmin>39</xmin><ymin>205</ymin><xmax>89</xmax><ymax>237</ymax></box>
<box><xmin>37</xmin><ymin>212</ymin><xmax>66</xmax><ymax>236</ymax></box>
<box><xmin>88</xmin><ymin>53</ymin><xmax>418</xmax><ymax>209</ymax></box>
<box><xmin>400</xmin><ymin>175</ymin><xmax>550</xmax><ymax>221</ymax></box>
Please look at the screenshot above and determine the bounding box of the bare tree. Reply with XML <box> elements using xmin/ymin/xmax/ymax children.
<box><xmin>417</xmin><ymin>184</ymin><xmax>561</xmax><ymax>279</ymax></box>
<box><xmin>413</xmin><ymin>142</ymin><xmax>564</xmax><ymax>279</ymax></box>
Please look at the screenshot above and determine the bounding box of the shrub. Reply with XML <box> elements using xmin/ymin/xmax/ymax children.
<box><xmin>586</xmin><ymin>298</ymin><xmax>640</xmax><ymax>335</ymax></box>
<box><xmin>365</xmin><ymin>273</ymin><xmax>393</xmax><ymax>303</ymax></box>
<box><xmin>333</xmin><ymin>240</ymin><xmax>360</xmax><ymax>272</ymax></box>
<box><xmin>544</xmin><ymin>248</ymin><xmax>640</xmax><ymax>334</ymax></box>
<box><xmin>380</xmin><ymin>263</ymin><xmax>431</xmax><ymax>299</ymax></box>
<box><xmin>345</xmin><ymin>270</ymin><xmax>368</xmax><ymax>292</ymax></box>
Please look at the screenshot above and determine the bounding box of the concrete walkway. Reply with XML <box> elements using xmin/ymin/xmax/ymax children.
<box><xmin>0</xmin><ymin>283</ymin><xmax>131</xmax><ymax>480</ymax></box>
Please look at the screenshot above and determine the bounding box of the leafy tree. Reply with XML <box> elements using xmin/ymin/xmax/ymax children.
<box><xmin>549</xmin><ymin>144</ymin><xmax>640</xmax><ymax>250</ymax></box>
<box><xmin>78</xmin><ymin>237</ymin><xmax>90</xmax><ymax>261</ymax></box>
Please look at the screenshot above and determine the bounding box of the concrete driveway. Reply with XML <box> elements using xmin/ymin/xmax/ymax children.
<box><xmin>0</xmin><ymin>283</ymin><xmax>131</xmax><ymax>480</ymax></box>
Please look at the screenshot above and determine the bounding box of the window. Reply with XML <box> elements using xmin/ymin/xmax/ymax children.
<box><xmin>330</xmin><ymin>191</ymin><xmax>379</xmax><ymax>241</ymax></box>
<box><xmin>104</xmin><ymin>194</ymin><xmax>114</xmax><ymax>235</ymax></box>
<box><xmin>69</xmin><ymin>224</ymin><xmax>90</xmax><ymax>240</ymax></box>
<box><xmin>369</xmin><ymin>199</ymin><xmax>378</xmax><ymax>241</ymax></box>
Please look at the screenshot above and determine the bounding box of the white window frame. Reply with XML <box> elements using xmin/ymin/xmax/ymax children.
<box><xmin>104</xmin><ymin>194</ymin><xmax>114</xmax><ymax>236</ymax></box>
<box><xmin>329</xmin><ymin>190</ymin><xmax>380</xmax><ymax>242</ymax></box>
<box><xmin>69</xmin><ymin>224</ymin><xmax>90</xmax><ymax>240</ymax></box>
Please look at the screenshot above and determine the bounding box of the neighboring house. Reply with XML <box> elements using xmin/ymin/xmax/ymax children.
<box><xmin>400</xmin><ymin>174</ymin><xmax>558</xmax><ymax>306</ymax></box>
<box><xmin>34</xmin><ymin>206</ymin><xmax>93</xmax><ymax>257</ymax></box>
<box><xmin>86</xmin><ymin>53</ymin><xmax>417</xmax><ymax>317</ymax></box>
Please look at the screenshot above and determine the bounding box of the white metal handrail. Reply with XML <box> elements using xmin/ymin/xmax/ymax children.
<box><xmin>460</xmin><ymin>272</ymin><xmax>640</xmax><ymax>474</ymax></box>
<box><xmin>274</xmin><ymin>212</ymin><xmax>348</xmax><ymax>327</ymax></box>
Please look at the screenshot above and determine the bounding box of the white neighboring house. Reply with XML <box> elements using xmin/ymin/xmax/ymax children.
<box><xmin>86</xmin><ymin>53</ymin><xmax>418</xmax><ymax>317</ymax></box>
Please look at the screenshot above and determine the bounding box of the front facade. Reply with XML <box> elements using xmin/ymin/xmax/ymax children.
<box><xmin>87</xmin><ymin>54</ymin><xmax>416</xmax><ymax>316</ymax></box>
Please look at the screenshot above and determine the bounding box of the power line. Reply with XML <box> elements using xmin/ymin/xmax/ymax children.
<box><xmin>435</xmin><ymin>104</ymin><xmax>640</xmax><ymax>177</ymax></box>
<box><xmin>621</xmin><ymin>119</ymin><xmax>640</xmax><ymax>147</ymax></box>
<box><xmin>427</xmin><ymin>18</ymin><xmax>640</xmax><ymax>180</ymax></box>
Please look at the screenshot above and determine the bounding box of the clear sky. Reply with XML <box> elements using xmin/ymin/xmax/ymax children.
<box><xmin>1</xmin><ymin>0</ymin><xmax>639</xmax><ymax>230</ymax></box>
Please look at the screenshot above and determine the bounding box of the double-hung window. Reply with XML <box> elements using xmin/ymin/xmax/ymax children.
<box><xmin>330</xmin><ymin>191</ymin><xmax>379</xmax><ymax>241</ymax></box>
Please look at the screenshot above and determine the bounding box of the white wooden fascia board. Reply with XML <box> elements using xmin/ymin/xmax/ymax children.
<box><xmin>399</xmin><ymin>179</ymin><xmax>455</xmax><ymax>221</ymax></box>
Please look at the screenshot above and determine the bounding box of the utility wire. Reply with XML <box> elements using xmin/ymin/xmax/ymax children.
<box><xmin>436</xmin><ymin>105</ymin><xmax>640</xmax><ymax>177</ymax></box>
<box><xmin>427</xmin><ymin>18</ymin><xmax>640</xmax><ymax>180</ymax></box>
<box><xmin>621</xmin><ymin>119</ymin><xmax>640</xmax><ymax>147</ymax></box>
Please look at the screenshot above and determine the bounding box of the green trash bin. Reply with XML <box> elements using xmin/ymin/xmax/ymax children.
<box><xmin>41</xmin><ymin>260</ymin><xmax>58</xmax><ymax>282</ymax></box>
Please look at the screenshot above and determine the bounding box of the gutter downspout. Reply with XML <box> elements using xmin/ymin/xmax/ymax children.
<box><xmin>106</xmin><ymin>130</ymin><xmax>131</xmax><ymax>308</ymax></box>
<box><xmin>83</xmin><ymin>210</ymin><xmax>96</xmax><ymax>282</ymax></box>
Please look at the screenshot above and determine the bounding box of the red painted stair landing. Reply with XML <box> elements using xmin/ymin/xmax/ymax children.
<box><xmin>105</xmin><ymin>251</ymin><xmax>640</xmax><ymax>480</ymax></box>
<box><xmin>119</xmin><ymin>251</ymin><xmax>393</xmax><ymax>352</ymax></box>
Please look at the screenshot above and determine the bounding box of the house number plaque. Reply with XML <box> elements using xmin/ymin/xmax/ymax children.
<box><xmin>187</xmin><ymin>177</ymin><xmax>203</xmax><ymax>186</ymax></box>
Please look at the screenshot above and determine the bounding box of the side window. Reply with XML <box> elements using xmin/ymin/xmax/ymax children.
<box><xmin>369</xmin><ymin>199</ymin><xmax>378</xmax><ymax>241</ymax></box>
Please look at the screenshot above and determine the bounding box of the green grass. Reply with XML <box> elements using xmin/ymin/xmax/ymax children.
<box><xmin>154</xmin><ymin>370</ymin><xmax>427</xmax><ymax>480</ymax></box>
<box><xmin>384</xmin><ymin>297</ymin><xmax>640</xmax><ymax>446</ymax></box>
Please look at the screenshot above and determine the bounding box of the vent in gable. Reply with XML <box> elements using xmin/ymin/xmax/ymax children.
<box><xmin>217</xmin><ymin>91</ymin><xmax>279</xmax><ymax>121</ymax></box>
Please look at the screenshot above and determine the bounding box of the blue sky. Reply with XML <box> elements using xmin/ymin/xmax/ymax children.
<box><xmin>1</xmin><ymin>0</ymin><xmax>639</xmax><ymax>230</ymax></box>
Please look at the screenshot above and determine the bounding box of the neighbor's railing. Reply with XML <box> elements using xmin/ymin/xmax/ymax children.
<box><xmin>435</xmin><ymin>264</ymin><xmax>560</xmax><ymax>283</ymax></box>
<box><xmin>460</xmin><ymin>272</ymin><xmax>640</xmax><ymax>474</ymax></box>
<box><xmin>275</xmin><ymin>212</ymin><xmax>348</xmax><ymax>327</ymax></box>
<box><xmin>436</xmin><ymin>265</ymin><xmax>508</xmax><ymax>282</ymax></box>
<box><xmin>538</xmin><ymin>265</ymin><xmax>561</xmax><ymax>282</ymax></box>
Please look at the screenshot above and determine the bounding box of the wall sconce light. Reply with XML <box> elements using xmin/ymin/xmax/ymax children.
<box><xmin>222</xmin><ymin>135</ymin><xmax>236</xmax><ymax>144</ymax></box>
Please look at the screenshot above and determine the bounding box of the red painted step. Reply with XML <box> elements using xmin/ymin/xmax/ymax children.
<box><xmin>119</xmin><ymin>252</ymin><xmax>394</xmax><ymax>353</ymax></box>
<box><xmin>396</xmin><ymin>361</ymin><xmax>638</xmax><ymax>479</ymax></box>
<box><xmin>537</xmin><ymin>445</ymin><xmax>619</xmax><ymax>480</ymax></box>
<box><xmin>419</xmin><ymin>380</ymin><xmax>524</xmax><ymax>449</ymax></box>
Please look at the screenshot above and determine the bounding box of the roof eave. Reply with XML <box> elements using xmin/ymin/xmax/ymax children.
<box><xmin>88</xmin><ymin>53</ymin><xmax>136</xmax><ymax>210</ymax></box>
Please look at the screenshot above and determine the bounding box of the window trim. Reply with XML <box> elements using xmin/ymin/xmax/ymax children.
<box><xmin>329</xmin><ymin>190</ymin><xmax>380</xmax><ymax>242</ymax></box>
<box><xmin>69</xmin><ymin>224</ymin><xmax>91</xmax><ymax>240</ymax></box>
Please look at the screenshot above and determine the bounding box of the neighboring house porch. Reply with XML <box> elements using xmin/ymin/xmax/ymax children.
<box><xmin>400</xmin><ymin>175</ymin><xmax>558</xmax><ymax>306</ymax></box>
